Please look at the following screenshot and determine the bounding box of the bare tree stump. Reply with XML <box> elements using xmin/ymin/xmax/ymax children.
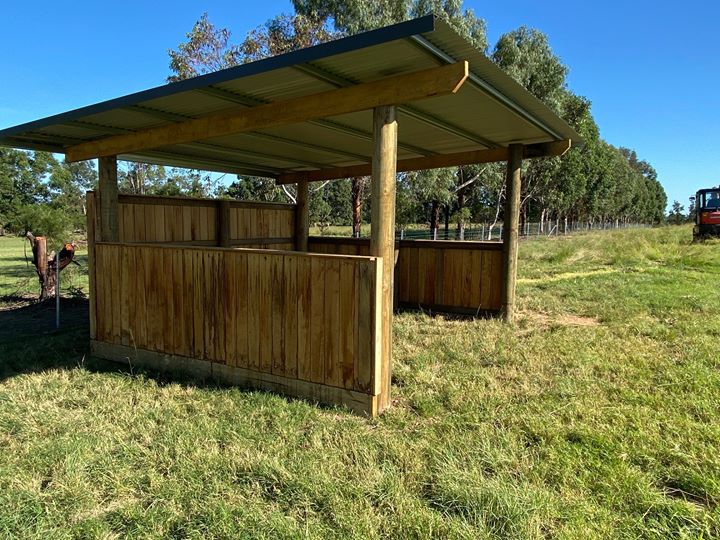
<box><xmin>26</xmin><ymin>233</ymin><xmax>77</xmax><ymax>301</ymax></box>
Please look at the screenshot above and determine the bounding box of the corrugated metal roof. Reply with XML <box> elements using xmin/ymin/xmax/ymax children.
<box><xmin>0</xmin><ymin>15</ymin><xmax>581</xmax><ymax>177</ymax></box>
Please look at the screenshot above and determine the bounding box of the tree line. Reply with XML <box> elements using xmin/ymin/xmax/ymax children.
<box><xmin>1</xmin><ymin>0</ymin><xmax>668</xmax><ymax>242</ymax></box>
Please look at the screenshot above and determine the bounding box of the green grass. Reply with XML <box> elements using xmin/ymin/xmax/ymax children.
<box><xmin>1</xmin><ymin>226</ymin><xmax>719</xmax><ymax>538</ymax></box>
<box><xmin>0</xmin><ymin>236</ymin><xmax>88</xmax><ymax>299</ymax></box>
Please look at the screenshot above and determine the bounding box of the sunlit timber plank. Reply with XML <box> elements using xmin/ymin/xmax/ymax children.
<box><xmin>65</xmin><ymin>62</ymin><xmax>469</xmax><ymax>162</ymax></box>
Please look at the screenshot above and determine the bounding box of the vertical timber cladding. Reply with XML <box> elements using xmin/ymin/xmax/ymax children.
<box><xmin>308</xmin><ymin>237</ymin><xmax>504</xmax><ymax>313</ymax></box>
<box><xmin>394</xmin><ymin>241</ymin><xmax>503</xmax><ymax>313</ymax></box>
<box><xmin>91</xmin><ymin>243</ymin><xmax>384</xmax><ymax>415</ymax></box>
<box><xmin>91</xmin><ymin>192</ymin><xmax>297</xmax><ymax>249</ymax></box>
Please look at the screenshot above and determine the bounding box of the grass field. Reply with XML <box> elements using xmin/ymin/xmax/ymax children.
<box><xmin>0</xmin><ymin>237</ymin><xmax>88</xmax><ymax>299</ymax></box>
<box><xmin>0</xmin><ymin>226</ymin><xmax>718</xmax><ymax>538</ymax></box>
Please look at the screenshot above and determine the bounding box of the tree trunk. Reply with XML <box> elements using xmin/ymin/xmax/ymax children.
<box><xmin>444</xmin><ymin>205</ymin><xmax>450</xmax><ymax>240</ymax></box>
<box><xmin>456</xmin><ymin>189</ymin><xmax>466</xmax><ymax>240</ymax></box>
<box><xmin>430</xmin><ymin>200</ymin><xmax>440</xmax><ymax>240</ymax></box>
<box><xmin>26</xmin><ymin>233</ymin><xmax>77</xmax><ymax>301</ymax></box>
<box><xmin>351</xmin><ymin>177</ymin><xmax>364</xmax><ymax>238</ymax></box>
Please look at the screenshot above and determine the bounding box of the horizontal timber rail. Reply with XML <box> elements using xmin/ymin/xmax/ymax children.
<box><xmin>89</xmin><ymin>192</ymin><xmax>296</xmax><ymax>248</ymax></box>
<box><xmin>308</xmin><ymin>236</ymin><xmax>503</xmax><ymax>251</ymax></box>
<box><xmin>91</xmin><ymin>242</ymin><xmax>385</xmax><ymax>415</ymax></box>
<box><xmin>277</xmin><ymin>140</ymin><xmax>571</xmax><ymax>184</ymax></box>
<box><xmin>117</xmin><ymin>193</ymin><xmax>295</xmax><ymax>210</ymax></box>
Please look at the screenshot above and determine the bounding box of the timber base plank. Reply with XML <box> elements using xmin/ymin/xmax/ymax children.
<box><xmin>91</xmin><ymin>340</ymin><xmax>379</xmax><ymax>416</ymax></box>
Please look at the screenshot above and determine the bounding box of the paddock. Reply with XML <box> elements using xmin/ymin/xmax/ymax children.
<box><xmin>0</xmin><ymin>15</ymin><xmax>580</xmax><ymax>414</ymax></box>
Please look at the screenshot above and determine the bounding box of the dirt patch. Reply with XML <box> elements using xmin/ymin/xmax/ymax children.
<box><xmin>518</xmin><ymin>268</ymin><xmax>617</xmax><ymax>285</ymax></box>
<box><xmin>519</xmin><ymin>311</ymin><xmax>600</xmax><ymax>331</ymax></box>
<box><xmin>557</xmin><ymin>314</ymin><xmax>600</xmax><ymax>327</ymax></box>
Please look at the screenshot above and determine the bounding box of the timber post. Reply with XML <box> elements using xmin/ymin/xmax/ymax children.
<box><xmin>369</xmin><ymin>105</ymin><xmax>398</xmax><ymax>412</ymax></box>
<box><xmin>98</xmin><ymin>156</ymin><xmax>119</xmax><ymax>242</ymax></box>
<box><xmin>295</xmin><ymin>180</ymin><xmax>309</xmax><ymax>251</ymax></box>
<box><xmin>501</xmin><ymin>143</ymin><xmax>523</xmax><ymax>323</ymax></box>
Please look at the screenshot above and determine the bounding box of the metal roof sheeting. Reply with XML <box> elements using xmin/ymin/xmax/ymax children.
<box><xmin>0</xmin><ymin>15</ymin><xmax>581</xmax><ymax>177</ymax></box>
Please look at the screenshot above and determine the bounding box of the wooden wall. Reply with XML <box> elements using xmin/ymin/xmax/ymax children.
<box><xmin>89</xmin><ymin>192</ymin><xmax>296</xmax><ymax>249</ymax></box>
<box><xmin>91</xmin><ymin>243</ymin><xmax>384</xmax><ymax>414</ymax></box>
<box><xmin>309</xmin><ymin>237</ymin><xmax>504</xmax><ymax>314</ymax></box>
<box><xmin>85</xmin><ymin>192</ymin><xmax>501</xmax><ymax>413</ymax></box>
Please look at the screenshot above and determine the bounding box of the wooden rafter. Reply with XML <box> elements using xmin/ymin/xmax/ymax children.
<box><xmin>65</xmin><ymin>62</ymin><xmax>469</xmax><ymax>163</ymax></box>
<box><xmin>275</xmin><ymin>139</ymin><xmax>571</xmax><ymax>184</ymax></box>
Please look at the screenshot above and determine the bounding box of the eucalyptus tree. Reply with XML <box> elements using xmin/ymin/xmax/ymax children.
<box><xmin>405</xmin><ymin>167</ymin><xmax>456</xmax><ymax>237</ymax></box>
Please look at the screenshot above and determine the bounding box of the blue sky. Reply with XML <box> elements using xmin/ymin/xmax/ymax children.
<box><xmin>1</xmin><ymin>0</ymin><xmax>717</xmax><ymax>209</ymax></box>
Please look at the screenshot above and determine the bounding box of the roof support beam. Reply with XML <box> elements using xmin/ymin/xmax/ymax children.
<box><xmin>65</xmin><ymin>62</ymin><xmax>469</xmax><ymax>163</ymax></box>
<box><xmin>276</xmin><ymin>139</ymin><xmax>571</xmax><ymax>184</ymax></box>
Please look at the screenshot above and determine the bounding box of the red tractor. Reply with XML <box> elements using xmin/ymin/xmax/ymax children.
<box><xmin>693</xmin><ymin>187</ymin><xmax>720</xmax><ymax>241</ymax></box>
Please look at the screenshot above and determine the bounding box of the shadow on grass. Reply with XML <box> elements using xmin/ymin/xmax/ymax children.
<box><xmin>1</xmin><ymin>262</ymin><xmax>35</xmax><ymax>280</ymax></box>
<box><xmin>0</xmin><ymin>298</ymin><xmax>339</xmax><ymax>413</ymax></box>
<box><xmin>0</xmin><ymin>298</ymin><xmax>122</xmax><ymax>382</ymax></box>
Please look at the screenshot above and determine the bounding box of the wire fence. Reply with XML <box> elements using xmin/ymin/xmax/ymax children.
<box><xmin>394</xmin><ymin>221</ymin><xmax>652</xmax><ymax>241</ymax></box>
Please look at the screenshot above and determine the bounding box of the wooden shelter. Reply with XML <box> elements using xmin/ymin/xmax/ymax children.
<box><xmin>0</xmin><ymin>15</ymin><xmax>580</xmax><ymax>415</ymax></box>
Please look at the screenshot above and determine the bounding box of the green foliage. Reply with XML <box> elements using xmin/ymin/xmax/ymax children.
<box><xmin>293</xmin><ymin>0</ymin><xmax>487</xmax><ymax>50</ymax></box>
<box><xmin>668</xmin><ymin>200</ymin><xmax>687</xmax><ymax>224</ymax></box>
<box><xmin>12</xmin><ymin>205</ymin><xmax>71</xmax><ymax>244</ymax></box>
<box><xmin>492</xmin><ymin>26</ymin><xmax>568</xmax><ymax>110</ymax></box>
<box><xmin>490</xmin><ymin>26</ymin><xmax>667</xmax><ymax>226</ymax></box>
<box><xmin>118</xmin><ymin>162</ymin><xmax>219</xmax><ymax>198</ymax></box>
<box><xmin>0</xmin><ymin>148</ymin><xmax>51</xmax><ymax>228</ymax></box>
<box><xmin>221</xmin><ymin>176</ymin><xmax>285</xmax><ymax>202</ymax></box>
<box><xmin>240</xmin><ymin>12</ymin><xmax>338</xmax><ymax>62</ymax></box>
<box><xmin>0</xmin><ymin>149</ymin><xmax>95</xmax><ymax>237</ymax></box>
<box><xmin>167</xmin><ymin>12</ymin><xmax>243</xmax><ymax>82</ymax></box>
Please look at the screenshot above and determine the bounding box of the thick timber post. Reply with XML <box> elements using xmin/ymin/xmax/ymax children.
<box><xmin>98</xmin><ymin>156</ymin><xmax>119</xmax><ymax>242</ymax></box>
<box><xmin>370</xmin><ymin>105</ymin><xmax>398</xmax><ymax>413</ymax></box>
<box><xmin>501</xmin><ymin>144</ymin><xmax>523</xmax><ymax>322</ymax></box>
<box><xmin>295</xmin><ymin>180</ymin><xmax>309</xmax><ymax>251</ymax></box>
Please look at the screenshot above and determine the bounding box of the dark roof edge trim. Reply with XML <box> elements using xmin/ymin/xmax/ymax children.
<box><xmin>0</xmin><ymin>15</ymin><xmax>437</xmax><ymax>139</ymax></box>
